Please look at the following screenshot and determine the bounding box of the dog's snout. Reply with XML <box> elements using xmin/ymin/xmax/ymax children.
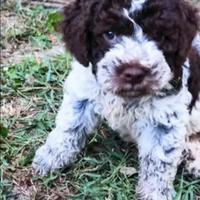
<box><xmin>122</xmin><ymin>67</ymin><xmax>146</xmax><ymax>84</ymax></box>
<box><xmin>114</xmin><ymin>62</ymin><xmax>152</xmax><ymax>96</ymax></box>
<box><xmin>119</xmin><ymin>64</ymin><xmax>150</xmax><ymax>85</ymax></box>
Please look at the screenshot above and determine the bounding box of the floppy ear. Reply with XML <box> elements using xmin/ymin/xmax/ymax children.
<box><xmin>186</xmin><ymin>4</ymin><xmax>200</xmax><ymax>109</ymax></box>
<box><xmin>176</xmin><ymin>2</ymin><xmax>198</xmax><ymax>65</ymax></box>
<box><xmin>61</xmin><ymin>0</ymin><xmax>93</xmax><ymax>66</ymax></box>
<box><xmin>188</xmin><ymin>36</ymin><xmax>200</xmax><ymax>109</ymax></box>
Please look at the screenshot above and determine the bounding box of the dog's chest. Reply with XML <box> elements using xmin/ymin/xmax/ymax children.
<box><xmin>96</xmin><ymin>90</ymin><xmax>191</xmax><ymax>140</ymax></box>
<box><xmin>97</xmin><ymin>94</ymin><xmax>153</xmax><ymax>135</ymax></box>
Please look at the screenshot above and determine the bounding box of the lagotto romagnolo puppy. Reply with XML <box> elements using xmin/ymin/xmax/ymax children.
<box><xmin>33</xmin><ymin>0</ymin><xmax>200</xmax><ymax>199</ymax></box>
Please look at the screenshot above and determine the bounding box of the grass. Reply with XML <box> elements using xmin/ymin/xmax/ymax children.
<box><xmin>1</xmin><ymin>2</ymin><xmax>200</xmax><ymax>200</ymax></box>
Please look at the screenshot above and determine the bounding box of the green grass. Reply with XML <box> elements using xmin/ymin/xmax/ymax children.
<box><xmin>1</xmin><ymin>3</ymin><xmax>200</xmax><ymax>200</ymax></box>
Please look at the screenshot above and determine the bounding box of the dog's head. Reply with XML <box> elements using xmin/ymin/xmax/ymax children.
<box><xmin>61</xmin><ymin>0</ymin><xmax>199</xmax><ymax>99</ymax></box>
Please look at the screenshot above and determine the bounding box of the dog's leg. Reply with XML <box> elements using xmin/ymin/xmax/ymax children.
<box><xmin>33</xmin><ymin>65</ymin><xmax>100</xmax><ymax>176</ymax></box>
<box><xmin>184</xmin><ymin>95</ymin><xmax>200</xmax><ymax>178</ymax></box>
<box><xmin>135</xmin><ymin>117</ymin><xmax>187</xmax><ymax>200</ymax></box>
<box><xmin>32</xmin><ymin>95</ymin><xmax>99</xmax><ymax>175</ymax></box>
<box><xmin>184</xmin><ymin>133</ymin><xmax>200</xmax><ymax>178</ymax></box>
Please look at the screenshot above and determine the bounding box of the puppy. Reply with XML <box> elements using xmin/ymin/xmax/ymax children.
<box><xmin>33</xmin><ymin>0</ymin><xmax>200</xmax><ymax>199</ymax></box>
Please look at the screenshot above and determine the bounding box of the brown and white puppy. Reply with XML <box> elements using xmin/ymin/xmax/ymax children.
<box><xmin>33</xmin><ymin>0</ymin><xmax>200</xmax><ymax>199</ymax></box>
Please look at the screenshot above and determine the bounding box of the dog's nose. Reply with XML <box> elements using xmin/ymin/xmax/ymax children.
<box><xmin>121</xmin><ymin>67</ymin><xmax>149</xmax><ymax>85</ymax></box>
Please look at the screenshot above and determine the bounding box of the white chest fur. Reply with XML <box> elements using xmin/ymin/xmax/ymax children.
<box><xmin>98</xmin><ymin>87</ymin><xmax>191</xmax><ymax>141</ymax></box>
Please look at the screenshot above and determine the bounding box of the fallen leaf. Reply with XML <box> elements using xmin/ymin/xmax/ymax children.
<box><xmin>120</xmin><ymin>166</ymin><xmax>137</xmax><ymax>177</ymax></box>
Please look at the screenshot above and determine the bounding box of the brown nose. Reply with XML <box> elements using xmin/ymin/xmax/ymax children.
<box><xmin>120</xmin><ymin>66</ymin><xmax>149</xmax><ymax>85</ymax></box>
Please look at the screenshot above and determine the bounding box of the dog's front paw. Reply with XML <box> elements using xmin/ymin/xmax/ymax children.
<box><xmin>32</xmin><ymin>145</ymin><xmax>66</xmax><ymax>176</ymax></box>
<box><xmin>136</xmin><ymin>191</ymin><xmax>173</xmax><ymax>200</ymax></box>
<box><xmin>136</xmin><ymin>183</ymin><xmax>175</xmax><ymax>200</ymax></box>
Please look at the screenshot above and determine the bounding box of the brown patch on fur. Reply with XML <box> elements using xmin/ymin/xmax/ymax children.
<box><xmin>61</xmin><ymin>0</ymin><xmax>132</xmax><ymax>67</ymax></box>
<box><xmin>189</xmin><ymin>132</ymin><xmax>200</xmax><ymax>142</ymax></box>
<box><xmin>134</xmin><ymin>0</ymin><xmax>199</xmax><ymax>90</ymax></box>
<box><xmin>184</xmin><ymin>132</ymin><xmax>200</xmax><ymax>178</ymax></box>
<box><xmin>188</xmin><ymin>47</ymin><xmax>200</xmax><ymax>109</ymax></box>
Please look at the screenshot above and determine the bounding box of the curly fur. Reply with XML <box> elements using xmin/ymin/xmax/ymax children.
<box><xmin>188</xmin><ymin>45</ymin><xmax>200</xmax><ymax>108</ymax></box>
<box><xmin>33</xmin><ymin>0</ymin><xmax>200</xmax><ymax>199</ymax></box>
<box><xmin>134</xmin><ymin>0</ymin><xmax>199</xmax><ymax>86</ymax></box>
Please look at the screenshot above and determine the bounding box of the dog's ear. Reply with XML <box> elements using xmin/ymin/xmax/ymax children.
<box><xmin>168</xmin><ymin>1</ymin><xmax>199</xmax><ymax>80</ymax></box>
<box><xmin>188</xmin><ymin>37</ymin><xmax>200</xmax><ymax>109</ymax></box>
<box><xmin>186</xmin><ymin>4</ymin><xmax>200</xmax><ymax>109</ymax></box>
<box><xmin>61</xmin><ymin>0</ymin><xmax>93</xmax><ymax>66</ymax></box>
<box><xmin>177</xmin><ymin>2</ymin><xmax>199</xmax><ymax>65</ymax></box>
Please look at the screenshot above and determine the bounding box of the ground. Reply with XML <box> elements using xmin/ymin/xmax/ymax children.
<box><xmin>0</xmin><ymin>1</ymin><xmax>200</xmax><ymax>200</ymax></box>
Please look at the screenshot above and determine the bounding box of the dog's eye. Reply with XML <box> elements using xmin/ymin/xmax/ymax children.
<box><xmin>103</xmin><ymin>31</ymin><xmax>116</xmax><ymax>41</ymax></box>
